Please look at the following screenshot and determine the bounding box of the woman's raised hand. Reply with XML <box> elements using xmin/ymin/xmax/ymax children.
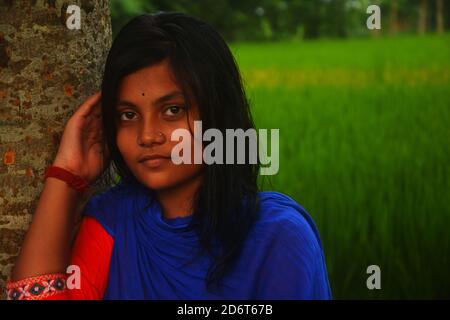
<box><xmin>52</xmin><ymin>92</ymin><xmax>109</xmax><ymax>184</ymax></box>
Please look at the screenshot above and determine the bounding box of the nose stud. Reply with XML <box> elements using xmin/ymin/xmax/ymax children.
<box><xmin>138</xmin><ymin>131</ymin><xmax>165</xmax><ymax>146</ymax></box>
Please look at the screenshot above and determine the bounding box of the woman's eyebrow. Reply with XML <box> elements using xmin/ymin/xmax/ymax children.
<box><xmin>153</xmin><ymin>91</ymin><xmax>185</xmax><ymax>105</ymax></box>
<box><xmin>116</xmin><ymin>100</ymin><xmax>137</xmax><ymax>109</ymax></box>
<box><xmin>116</xmin><ymin>91</ymin><xmax>185</xmax><ymax>109</ymax></box>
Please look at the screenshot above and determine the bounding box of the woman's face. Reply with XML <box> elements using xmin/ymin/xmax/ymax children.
<box><xmin>115</xmin><ymin>59</ymin><xmax>204</xmax><ymax>191</ymax></box>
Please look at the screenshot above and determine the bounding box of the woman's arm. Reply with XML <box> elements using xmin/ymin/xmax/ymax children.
<box><xmin>9</xmin><ymin>92</ymin><xmax>107</xmax><ymax>282</ymax></box>
<box><xmin>11</xmin><ymin>174</ymin><xmax>83</xmax><ymax>281</ymax></box>
<box><xmin>7</xmin><ymin>216</ymin><xmax>114</xmax><ymax>300</ymax></box>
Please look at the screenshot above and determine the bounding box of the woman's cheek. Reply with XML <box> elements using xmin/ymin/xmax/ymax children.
<box><xmin>116</xmin><ymin>130</ymin><xmax>134</xmax><ymax>162</ymax></box>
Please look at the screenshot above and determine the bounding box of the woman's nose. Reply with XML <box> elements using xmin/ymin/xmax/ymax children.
<box><xmin>137</xmin><ymin>126</ymin><xmax>166</xmax><ymax>147</ymax></box>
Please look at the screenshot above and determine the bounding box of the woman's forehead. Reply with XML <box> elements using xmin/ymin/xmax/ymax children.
<box><xmin>119</xmin><ymin>61</ymin><xmax>181</xmax><ymax>97</ymax></box>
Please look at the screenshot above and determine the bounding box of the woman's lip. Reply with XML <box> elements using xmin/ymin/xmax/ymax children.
<box><xmin>140</xmin><ymin>157</ymin><xmax>170</xmax><ymax>168</ymax></box>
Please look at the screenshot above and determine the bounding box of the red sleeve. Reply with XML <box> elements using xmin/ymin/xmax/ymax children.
<box><xmin>55</xmin><ymin>216</ymin><xmax>114</xmax><ymax>299</ymax></box>
<box><xmin>11</xmin><ymin>216</ymin><xmax>114</xmax><ymax>300</ymax></box>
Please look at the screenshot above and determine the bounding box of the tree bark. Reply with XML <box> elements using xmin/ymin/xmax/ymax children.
<box><xmin>0</xmin><ymin>0</ymin><xmax>111</xmax><ymax>299</ymax></box>
<box><xmin>389</xmin><ymin>0</ymin><xmax>399</xmax><ymax>35</ymax></box>
<box><xmin>436</xmin><ymin>0</ymin><xmax>444</xmax><ymax>33</ymax></box>
<box><xmin>417</xmin><ymin>0</ymin><xmax>428</xmax><ymax>34</ymax></box>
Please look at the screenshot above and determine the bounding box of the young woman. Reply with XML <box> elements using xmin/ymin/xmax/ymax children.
<box><xmin>6</xmin><ymin>12</ymin><xmax>332</xmax><ymax>300</ymax></box>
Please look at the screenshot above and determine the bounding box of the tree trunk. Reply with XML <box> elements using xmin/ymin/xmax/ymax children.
<box><xmin>0</xmin><ymin>0</ymin><xmax>111</xmax><ymax>298</ymax></box>
<box><xmin>390</xmin><ymin>0</ymin><xmax>399</xmax><ymax>35</ymax></box>
<box><xmin>436</xmin><ymin>0</ymin><xmax>444</xmax><ymax>33</ymax></box>
<box><xmin>417</xmin><ymin>0</ymin><xmax>428</xmax><ymax>34</ymax></box>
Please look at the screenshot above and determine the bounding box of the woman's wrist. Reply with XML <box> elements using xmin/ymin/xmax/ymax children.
<box><xmin>51</xmin><ymin>160</ymin><xmax>84</xmax><ymax>179</ymax></box>
<box><xmin>43</xmin><ymin>175</ymin><xmax>83</xmax><ymax>199</ymax></box>
<box><xmin>46</xmin><ymin>163</ymin><xmax>91</xmax><ymax>194</ymax></box>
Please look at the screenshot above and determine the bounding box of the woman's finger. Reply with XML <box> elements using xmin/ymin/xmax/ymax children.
<box><xmin>76</xmin><ymin>91</ymin><xmax>102</xmax><ymax>118</ymax></box>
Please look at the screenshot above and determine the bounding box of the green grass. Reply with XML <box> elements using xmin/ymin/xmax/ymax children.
<box><xmin>231</xmin><ymin>34</ymin><xmax>450</xmax><ymax>299</ymax></box>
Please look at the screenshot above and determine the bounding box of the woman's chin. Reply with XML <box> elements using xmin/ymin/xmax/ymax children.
<box><xmin>138</xmin><ymin>176</ymin><xmax>174</xmax><ymax>191</ymax></box>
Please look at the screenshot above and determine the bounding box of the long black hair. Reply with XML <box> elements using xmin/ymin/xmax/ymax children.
<box><xmin>98</xmin><ymin>12</ymin><xmax>261</xmax><ymax>293</ymax></box>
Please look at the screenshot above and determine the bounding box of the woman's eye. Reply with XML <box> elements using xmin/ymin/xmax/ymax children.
<box><xmin>119</xmin><ymin>111</ymin><xmax>137</xmax><ymax>121</ymax></box>
<box><xmin>164</xmin><ymin>105</ymin><xmax>185</xmax><ymax>117</ymax></box>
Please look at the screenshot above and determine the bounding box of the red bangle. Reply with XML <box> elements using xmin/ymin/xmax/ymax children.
<box><xmin>44</xmin><ymin>165</ymin><xmax>90</xmax><ymax>193</ymax></box>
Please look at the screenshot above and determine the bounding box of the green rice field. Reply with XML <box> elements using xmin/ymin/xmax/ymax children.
<box><xmin>231</xmin><ymin>34</ymin><xmax>450</xmax><ymax>299</ymax></box>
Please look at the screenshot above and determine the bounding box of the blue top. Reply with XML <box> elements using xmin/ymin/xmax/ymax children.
<box><xmin>82</xmin><ymin>180</ymin><xmax>332</xmax><ymax>300</ymax></box>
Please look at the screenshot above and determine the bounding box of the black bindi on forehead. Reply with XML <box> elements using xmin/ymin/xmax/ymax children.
<box><xmin>141</xmin><ymin>92</ymin><xmax>145</xmax><ymax>96</ymax></box>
